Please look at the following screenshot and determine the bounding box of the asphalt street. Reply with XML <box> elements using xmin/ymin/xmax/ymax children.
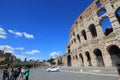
<box><xmin>29</xmin><ymin>68</ymin><xmax>118</xmax><ymax>80</ymax></box>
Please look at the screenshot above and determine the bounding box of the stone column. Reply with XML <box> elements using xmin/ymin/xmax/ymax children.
<box><xmin>89</xmin><ymin>50</ymin><xmax>97</xmax><ymax>67</ymax></box>
<box><xmin>80</xmin><ymin>35</ymin><xmax>85</xmax><ymax>43</ymax></box>
<box><xmin>101</xmin><ymin>46</ymin><xmax>113</xmax><ymax>67</ymax></box>
<box><xmin>77</xmin><ymin>53</ymin><xmax>81</xmax><ymax>67</ymax></box>
<box><xmin>95</xmin><ymin>24</ymin><xmax>104</xmax><ymax>38</ymax></box>
<box><xmin>76</xmin><ymin>38</ymin><xmax>80</xmax><ymax>48</ymax></box>
<box><xmin>82</xmin><ymin>52</ymin><xmax>88</xmax><ymax>67</ymax></box>
<box><xmin>86</xmin><ymin>30</ymin><xmax>93</xmax><ymax>41</ymax></box>
<box><xmin>93</xmin><ymin>10</ymin><xmax>104</xmax><ymax>38</ymax></box>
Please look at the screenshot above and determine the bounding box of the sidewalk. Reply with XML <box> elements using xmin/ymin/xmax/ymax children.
<box><xmin>60</xmin><ymin>66</ymin><xmax>118</xmax><ymax>76</ymax></box>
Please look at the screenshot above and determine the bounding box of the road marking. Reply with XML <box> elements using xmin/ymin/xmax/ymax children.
<box><xmin>61</xmin><ymin>70</ymin><xmax>118</xmax><ymax>77</ymax></box>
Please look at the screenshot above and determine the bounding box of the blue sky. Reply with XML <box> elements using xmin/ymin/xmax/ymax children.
<box><xmin>0</xmin><ymin>0</ymin><xmax>93</xmax><ymax>61</ymax></box>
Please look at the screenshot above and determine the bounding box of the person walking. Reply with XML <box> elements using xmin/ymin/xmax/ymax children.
<box><xmin>19</xmin><ymin>67</ymin><xmax>25</xmax><ymax>80</ymax></box>
<box><xmin>3</xmin><ymin>69</ymin><xmax>9</xmax><ymax>80</ymax></box>
<box><xmin>25</xmin><ymin>69</ymin><xmax>30</xmax><ymax>80</ymax></box>
<box><xmin>12</xmin><ymin>68</ymin><xmax>19</xmax><ymax>80</ymax></box>
<box><xmin>9</xmin><ymin>68</ymin><xmax>13</xmax><ymax>80</ymax></box>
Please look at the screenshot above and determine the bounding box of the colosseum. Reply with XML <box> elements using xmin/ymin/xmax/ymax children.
<box><xmin>55</xmin><ymin>0</ymin><xmax>120</xmax><ymax>68</ymax></box>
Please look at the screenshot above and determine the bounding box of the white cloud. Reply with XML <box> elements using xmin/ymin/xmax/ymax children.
<box><xmin>50</xmin><ymin>51</ymin><xmax>62</xmax><ymax>58</ymax></box>
<box><xmin>0</xmin><ymin>27</ymin><xmax>6</xmax><ymax>35</ymax></box>
<box><xmin>15</xmin><ymin>47</ymin><xmax>24</xmax><ymax>51</ymax></box>
<box><xmin>15</xmin><ymin>55</ymin><xmax>41</xmax><ymax>61</ymax></box>
<box><xmin>0</xmin><ymin>45</ymin><xmax>14</xmax><ymax>53</ymax></box>
<box><xmin>8</xmin><ymin>30</ymin><xmax>23</xmax><ymax>37</ymax></box>
<box><xmin>8</xmin><ymin>30</ymin><xmax>15</xmax><ymax>34</ymax></box>
<box><xmin>8</xmin><ymin>29</ymin><xmax>34</xmax><ymax>39</ymax></box>
<box><xmin>0</xmin><ymin>27</ymin><xmax>7</xmax><ymax>39</ymax></box>
<box><xmin>24</xmin><ymin>50</ymin><xmax>40</xmax><ymax>55</ymax></box>
<box><xmin>15</xmin><ymin>32</ymin><xmax>23</xmax><ymax>37</ymax></box>
<box><xmin>0</xmin><ymin>35</ymin><xmax>7</xmax><ymax>39</ymax></box>
<box><xmin>23</xmin><ymin>32</ymin><xmax>34</xmax><ymax>39</ymax></box>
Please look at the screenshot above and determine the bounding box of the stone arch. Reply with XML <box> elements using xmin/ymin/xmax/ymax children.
<box><xmin>73</xmin><ymin>38</ymin><xmax>76</xmax><ymax>43</ymax></box>
<box><xmin>79</xmin><ymin>53</ymin><xmax>84</xmax><ymax>66</ymax></box>
<box><xmin>107</xmin><ymin>45</ymin><xmax>120</xmax><ymax>66</ymax></box>
<box><xmin>71</xmin><ymin>40</ymin><xmax>73</xmax><ymax>44</ymax></box>
<box><xmin>97</xmin><ymin>8</ymin><xmax>107</xmax><ymax>17</ymax></box>
<box><xmin>115</xmin><ymin>7</ymin><xmax>120</xmax><ymax>23</ymax></box>
<box><xmin>73</xmin><ymin>56</ymin><xmax>75</xmax><ymax>60</ymax></box>
<box><xmin>73</xmin><ymin>32</ymin><xmax>75</xmax><ymax>36</ymax></box>
<box><xmin>89</xmin><ymin>24</ymin><xmax>97</xmax><ymax>38</ymax></box>
<box><xmin>68</xmin><ymin>49</ymin><xmax>70</xmax><ymax>54</ymax></box>
<box><xmin>77</xmin><ymin>34</ymin><xmax>81</xmax><ymax>42</ymax></box>
<box><xmin>100</xmin><ymin>16</ymin><xmax>113</xmax><ymax>36</ymax></box>
<box><xmin>81</xmin><ymin>30</ymin><xmax>87</xmax><ymax>40</ymax></box>
<box><xmin>67</xmin><ymin>55</ymin><xmax>71</xmax><ymax>66</ymax></box>
<box><xmin>75</xmin><ymin>55</ymin><xmax>78</xmax><ymax>60</ymax></box>
<box><xmin>85</xmin><ymin>51</ymin><xmax>92</xmax><ymax>66</ymax></box>
<box><xmin>96</xmin><ymin>0</ymin><xmax>101</xmax><ymax>8</ymax></box>
<box><xmin>93</xmin><ymin>49</ymin><xmax>105</xmax><ymax>67</ymax></box>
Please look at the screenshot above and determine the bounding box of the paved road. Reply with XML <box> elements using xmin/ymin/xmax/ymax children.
<box><xmin>0</xmin><ymin>72</ymin><xmax>2</xmax><ymax>80</ymax></box>
<box><xmin>29</xmin><ymin>68</ymin><xmax>118</xmax><ymax>80</ymax></box>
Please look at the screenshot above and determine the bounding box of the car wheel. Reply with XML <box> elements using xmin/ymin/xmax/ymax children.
<box><xmin>56</xmin><ymin>69</ymin><xmax>59</xmax><ymax>72</ymax></box>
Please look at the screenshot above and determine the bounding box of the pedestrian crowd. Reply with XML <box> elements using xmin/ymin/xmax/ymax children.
<box><xmin>2</xmin><ymin>67</ymin><xmax>30</xmax><ymax>80</ymax></box>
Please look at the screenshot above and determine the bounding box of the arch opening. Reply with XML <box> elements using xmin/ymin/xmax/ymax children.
<box><xmin>100</xmin><ymin>17</ymin><xmax>113</xmax><ymax>36</ymax></box>
<box><xmin>94</xmin><ymin>49</ymin><xmax>105</xmax><ymax>67</ymax></box>
<box><xmin>76</xmin><ymin>55</ymin><xmax>78</xmax><ymax>60</ymax></box>
<box><xmin>85</xmin><ymin>51</ymin><xmax>92</xmax><ymax>66</ymax></box>
<box><xmin>67</xmin><ymin>55</ymin><xmax>71</xmax><ymax>66</ymax></box>
<box><xmin>81</xmin><ymin>30</ymin><xmax>87</xmax><ymax>40</ymax></box>
<box><xmin>97</xmin><ymin>8</ymin><xmax>107</xmax><ymax>17</ymax></box>
<box><xmin>115</xmin><ymin>8</ymin><xmax>120</xmax><ymax>23</ymax></box>
<box><xmin>79</xmin><ymin>53</ymin><xmax>84</xmax><ymax>66</ymax></box>
<box><xmin>89</xmin><ymin>24</ymin><xmax>97</xmax><ymax>38</ymax></box>
<box><xmin>77</xmin><ymin>34</ymin><xmax>81</xmax><ymax>42</ymax></box>
<box><xmin>107</xmin><ymin>45</ymin><xmax>120</xmax><ymax>66</ymax></box>
<box><xmin>96</xmin><ymin>0</ymin><xmax>101</xmax><ymax>8</ymax></box>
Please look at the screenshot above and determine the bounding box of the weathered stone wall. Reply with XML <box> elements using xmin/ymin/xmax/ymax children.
<box><xmin>64</xmin><ymin>0</ymin><xmax>120</xmax><ymax>67</ymax></box>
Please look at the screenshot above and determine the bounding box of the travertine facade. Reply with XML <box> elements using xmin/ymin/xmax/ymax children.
<box><xmin>61</xmin><ymin>0</ymin><xmax>120</xmax><ymax>67</ymax></box>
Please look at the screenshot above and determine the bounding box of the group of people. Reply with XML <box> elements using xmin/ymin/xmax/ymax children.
<box><xmin>3</xmin><ymin>67</ymin><xmax>30</xmax><ymax>80</ymax></box>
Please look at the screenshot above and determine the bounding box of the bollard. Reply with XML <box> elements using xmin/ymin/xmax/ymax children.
<box><xmin>80</xmin><ymin>69</ymin><xmax>83</xmax><ymax>73</ymax></box>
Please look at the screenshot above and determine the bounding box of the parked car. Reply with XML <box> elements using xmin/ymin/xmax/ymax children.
<box><xmin>47</xmin><ymin>66</ymin><xmax>60</xmax><ymax>72</ymax></box>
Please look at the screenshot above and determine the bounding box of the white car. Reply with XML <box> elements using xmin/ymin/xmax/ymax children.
<box><xmin>47</xmin><ymin>66</ymin><xmax>60</xmax><ymax>72</ymax></box>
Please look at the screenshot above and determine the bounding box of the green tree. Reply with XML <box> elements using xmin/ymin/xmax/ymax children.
<box><xmin>47</xmin><ymin>58</ymin><xmax>55</xmax><ymax>66</ymax></box>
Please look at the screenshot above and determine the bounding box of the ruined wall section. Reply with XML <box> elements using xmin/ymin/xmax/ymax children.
<box><xmin>66</xmin><ymin>0</ymin><xmax>120</xmax><ymax>67</ymax></box>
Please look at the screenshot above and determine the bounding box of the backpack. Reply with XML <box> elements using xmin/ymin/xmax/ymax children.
<box><xmin>13</xmin><ymin>68</ymin><xmax>19</xmax><ymax>77</ymax></box>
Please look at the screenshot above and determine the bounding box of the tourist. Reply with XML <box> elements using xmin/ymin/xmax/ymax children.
<box><xmin>12</xmin><ymin>67</ymin><xmax>20</xmax><ymax>80</ymax></box>
<box><xmin>19</xmin><ymin>67</ymin><xmax>26</xmax><ymax>80</ymax></box>
<box><xmin>3</xmin><ymin>69</ymin><xmax>9</xmax><ymax>80</ymax></box>
<box><xmin>25</xmin><ymin>68</ymin><xmax>30</xmax><ymax>80</ymax></box>
<box><xmin>8</xmin><ymin>68</ymin><xmax>13</xmax><ymax>80</ymax></box>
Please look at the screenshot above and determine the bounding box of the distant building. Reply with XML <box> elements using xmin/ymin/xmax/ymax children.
<box><xmin>0</xmin><ymin>50</ymin><xmax>16</xmax><ymax>63</ymax></box>
<box><xmin>0</xmin><ymin>50</ymin><xmax>5</xmax><ymax>62</ymax></box>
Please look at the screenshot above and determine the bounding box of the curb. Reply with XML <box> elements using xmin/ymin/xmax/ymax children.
<box><xmin>61</xmin><ymin>70</ymin><xmax>118</xmax><ymax>77</ymax></box>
